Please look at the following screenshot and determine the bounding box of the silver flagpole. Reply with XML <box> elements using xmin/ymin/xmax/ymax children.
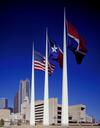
<box><xmin>61</xmin><ymin>8</ymin><xmax>69</xmax><ymax>126</ymax></box>
<box><xmin>43</xmin><ymin>28</ymin><xmax>49</xmax><ymax>126</ymax></box>
<box><xmin>30</xmin><ymin>43</ymin><xmax>35</xmax><ymax>126</ymax></box>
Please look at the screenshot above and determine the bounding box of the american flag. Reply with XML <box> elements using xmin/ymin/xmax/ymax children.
<box><xmin>34</xmin><ymin>51</ymin><xmax>55</xmax><ymax>74</ymax></box>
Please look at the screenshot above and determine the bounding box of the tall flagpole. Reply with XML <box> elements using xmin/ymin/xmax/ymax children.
<box><xmin>61</xmin><ymin>8</ymin><xmax>69</xmax><ymax>126</ymax></box>
<box><xmin>30</xmin><ymin>43</ymin><xmax>35</xmax><ymax>126</ymax></box>
<box><xmin>43</xmin><ymin>28</ymin><xmax>49</xmax><ymax>126</ymax></box>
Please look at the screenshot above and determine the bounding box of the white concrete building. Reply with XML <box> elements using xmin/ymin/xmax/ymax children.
<box><xmin>10</xmin><ymin>113</ymin><xmax>21</xmax><ymax>123</ymax></box>
<box><xmin>69</xmin><ymin>104</ymin><xmax>86</xmax><ymax>123</ymax></box>
<box><xmin>21</xmin><ymin>96</ymin><xmax>30</xmax><ymax>122</ymax></box>
<box><xmin>19</xmin><ymin>98</ymin><xmax>92</xmax><ymax>125</ymax></box>
<box><xmin>86</xmin><ymin>115</ymin><xmax>93</xmax><ymax>123</ymax></box>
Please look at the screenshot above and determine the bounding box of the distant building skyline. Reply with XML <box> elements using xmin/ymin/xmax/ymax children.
<box><xmin>0</xmin><ymin>98</ymin><xmax>94</xmax><ymax>126</ymax></box>
<box><xmin>0</xmin><ymin>98</ymin><xmax>8</xmax><ymax>109</ymax></box>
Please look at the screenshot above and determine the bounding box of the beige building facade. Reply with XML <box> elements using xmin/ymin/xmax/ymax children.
<box><xmin>69</xmin><ymin>104</ymin><xmax>86</xmax><ymax>123</ymax></box>
<box><xmin>0</xmin><ymin>109</ymin><xmax>10</xmax><ymax>121</ymax></box>
<box><xmin>20</xmin><ymin>98</ymin><xmax>92</xmax><ymax>125</ymax></box>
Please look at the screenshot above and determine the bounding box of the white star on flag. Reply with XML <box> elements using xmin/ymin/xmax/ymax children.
<box><xmin>51</xmin><ymin>44</ymin><xmax>58</xmax><ymax>53</ymax></box>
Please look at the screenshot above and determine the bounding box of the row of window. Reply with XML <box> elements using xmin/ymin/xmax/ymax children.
<box><xmin>35</xmin><ymin>114</ymin><xmax>43</xmax><ymax>116</ymax></box>
<box><xmin>35</xmin><ymin>117</ymin><xmax>43</xmax><ymax>120</ymax></box>
<box><xmin>35</xmin><ymin>107</ymin><xmax>43</xmax><ymax>110</ymax></box>
<box><xmin>35</xmin><ymin>109</ymin><xmax>43</xmax><ymax>112</ymax></box>
<box><xmin>35</xmin><ymin>104</ymin><xmax>44</xmax><ymax>107</ymax></box>
<box><xmin>35</xmin><ymin>112</ymin><xmax>43</xmax><ymax>114</ymax></box>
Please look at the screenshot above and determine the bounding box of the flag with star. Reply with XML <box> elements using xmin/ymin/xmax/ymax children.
<box><xmin>49</xmin><ymin>40</ymin><xmax>63</xmax><ymax>68</ymax></box>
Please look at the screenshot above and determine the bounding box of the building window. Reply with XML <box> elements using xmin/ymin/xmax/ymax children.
<box><xmin>35</xmin><ymin>109</ymin><xmax>43</xmax><ymax>113</ymax></box>
<box><xmin>81</xmin><ymin>107</ymin><xmax>85</xmax><ymax>110</ymax></box>
<box><xmin>36</xmin><ymin>111</ymin><xmax>43</xmax><ymax>115</ymax></box>
<box><xmin>69</xmin><ymin>116</ymin><xmax>72</xmax><ymax>120</ymax></box>
<box><xmin>35</xmin><ymin>104</ymin><xmax>43</xmax><ymax>107</ymax></box>
<box><xmin>58</xmin><ymin>116</ymin><xmax>61</xmax><ymax>119</ymax></box>
<box><xmin>35</xmin><ymin>106</ymin><xmax>43</xmax><ymax>110</ymax></box>
<box><xmin>57</xmin><ymin>121</ymin><xmax>61</xmax><ymax>123</ymax></box>
<box><xmin>58</xmin><ymin>111</ymin><xmax>61</xmax><ymax>115</ymax></box>
<box><xmin>35</xmin><ymin>117</ymin><xmax>43</xmax><ymax>120</ymax></box>
<box><xmin>58</xmin><ymin>107</ymin><xmax>61</xmax><ymax>110</ymax></box>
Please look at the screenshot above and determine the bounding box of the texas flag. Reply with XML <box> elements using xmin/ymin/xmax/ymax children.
<box><xmin>49</xmin><ymin>21</ymin><xmax>87</xmax><ymax>67</ymax></box>
<box><xmin>49</xmin><ymin>40</ymin><xmax>63</xmax><ymax>68</ymax></box>
<box><xmin>67</xmin><ymin>21</ymin><xmax>87</xmax><ymax>64</ymax></box>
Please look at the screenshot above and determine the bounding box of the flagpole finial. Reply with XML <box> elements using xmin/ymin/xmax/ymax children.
<box><xmin>32</xmin><ymin>42</ymin><xmax>34</xmax><ymax>50</ymax></box>
<box><xmin>64</xmin><ymin>7</ymin><xmax>66</xmax><ymax>22</ymax></box>
<box><xmin>64</xmin><ymin>7</ymin><xmax>66</xmax><ymax>12</ymax></box>
<box><xmin>46</xmin><ymin>27</ymin><xmax>48</xmax><ymax>38</ymax></box>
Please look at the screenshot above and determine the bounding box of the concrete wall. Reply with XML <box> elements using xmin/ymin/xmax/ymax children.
<box><xmin>69</xmin><ymin>104</ymin><xmax>86</xmax><ymax>122</ymax></box>
<box><xmin>49</xmin><ymin>98</ymin><xmax>58</xmax><ymax>125</ymax></box>
<box><xmin>0</xmin><ymin>109</ymin><xmax>10</xmax><ymax>121</ymax></box>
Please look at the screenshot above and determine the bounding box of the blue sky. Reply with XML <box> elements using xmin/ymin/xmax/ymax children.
<box><xmin>0</xmin><ymin>0</ymin><xmax>100</xmax><ymax>121</ymax></box>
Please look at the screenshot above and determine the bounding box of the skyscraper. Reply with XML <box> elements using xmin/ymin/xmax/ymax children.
<box><xmin>19</xmin><ymin>79</ymin><xmax>30</xmax><ymax>112</ymax></box>
<box><xmin>14</xmin><ymin>91</ymin><xmax>19</xmax><ymax>113</ymax></box>
<box><xmin>13</xmin><ymin>79</ymin><xmax>30</xmax><ymax>113</ymax></box>
<box><xmin>0</xmin><ymin>98</ymin><xmax>8</xmax><ymax>109</ymax></box>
